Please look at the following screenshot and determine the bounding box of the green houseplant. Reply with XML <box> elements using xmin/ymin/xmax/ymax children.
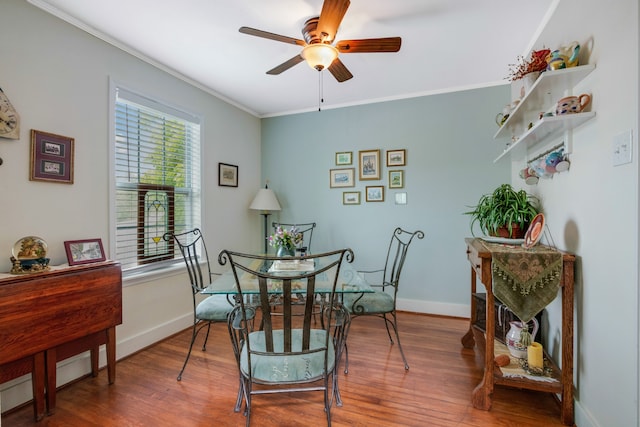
<box><xmin>465</xmin><ymin>184</ymin><xmax>539</xmax><ymax>238</ymax></box>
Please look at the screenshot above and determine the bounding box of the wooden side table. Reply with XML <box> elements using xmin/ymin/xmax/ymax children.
<box><xmin>461</xmin><ymin>238</ymin><xmax>575</xmax><ymax>426</ymax></box>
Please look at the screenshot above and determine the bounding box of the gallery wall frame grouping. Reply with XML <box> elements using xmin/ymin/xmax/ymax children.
<box><xmin>331</xmin><ymin>148</ymin><xmax>406</xmax><ymax>204</ymax></box>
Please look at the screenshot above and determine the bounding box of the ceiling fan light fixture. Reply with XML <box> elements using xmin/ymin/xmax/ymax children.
<box><xmin>301</xmin><ymin>44</ymin><xmax>338</xmax><ymax>71</ymax></box>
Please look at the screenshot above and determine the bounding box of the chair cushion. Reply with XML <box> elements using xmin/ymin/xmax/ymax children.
<box><xmin>196</xmin><ymin>295</ymin><xmax>234</xmax><ymax>321</ymax></box>
<box><xmin>343</xmin><ymin>290</ymin><xmax>394</xmax><ymax>314</ymax></box>
<box><xmin>240</xmin><ymin>329</ymin><xmax>334</xmax><ymax>382</ymax></box>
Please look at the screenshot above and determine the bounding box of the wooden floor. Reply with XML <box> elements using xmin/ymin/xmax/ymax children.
<box><xmin>3</xmin><ymin>312</ymin><xmax>570</xmax><ymax>426</ymax></box>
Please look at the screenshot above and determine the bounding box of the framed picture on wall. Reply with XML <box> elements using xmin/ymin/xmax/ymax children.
<box><xmin>335</xmin><ymin>151</ymin><xmax>352</xmax><ymax>165</ymax></box>
<box><xmin>387</xmin><ymin>149</ymin><xmax>406</xmax><ymax>166</ymax></box>
<box><xmin>329</xmin><ymin>168</ymin><xmax>355</xmax><ymax>188</ymax></box>
<box><xmin>30</xmin><ymin>130</ymin><xmax>74</xmax><ymax>184</ymax></box>
<box><xmin>366</xmin><ymin>185</ymin><xmax>385</xmax><ymax>202</ymax></box>
<box><xmin>389</xmin><ymin>170</ymin><xmax>404</xmax><ymax>188</ymax></box>
<box><xmin>342</xmin><ymin>191</ymin><xmax>360</xmax><ymax>205</ymax></box>
<box><xmin>359</xmin><ymin>149</ymin><xmax>381</xmax><ymax>180</ymax></box>
<box><xmin>218</xmin><ymin>163</ymin><xmax>238</xmax><ymax>187</ymax></box>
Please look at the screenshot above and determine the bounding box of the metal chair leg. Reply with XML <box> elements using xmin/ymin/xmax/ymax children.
<box><xmin>201</xmin><ymin>322</ymin><xmax>212</xmax><ymax>351</ymax></box>
<box><xmin>177</xmin><ymin>322</ymin><xmax>200</xmax><ymax>381</ymax></box>
<box><xmin>388</xmin><ymin>312</ymin><xmax>409</xmax><ymax>370</ymax></box>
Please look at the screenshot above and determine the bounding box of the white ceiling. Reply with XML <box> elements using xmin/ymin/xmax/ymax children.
<box><xmin>30</xmin><ymin>0</ymin><xmax>555</xmax><ymax>117</ymax></box>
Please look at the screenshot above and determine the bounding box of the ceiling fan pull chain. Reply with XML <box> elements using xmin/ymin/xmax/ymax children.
<box><xmin>318</xmin><ymin>71</ymin><xmax>324</xmax><ymax>111</ymax></box>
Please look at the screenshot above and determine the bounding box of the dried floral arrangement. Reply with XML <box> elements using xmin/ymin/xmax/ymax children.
<box><xmin>507</xmin><ymin>49</ymin><xmax>550</xmax><ymax>81</ymax></box>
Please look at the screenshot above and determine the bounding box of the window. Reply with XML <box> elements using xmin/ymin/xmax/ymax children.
<box><xmin>112</xmin><ymin>86</ymin><xmax>201</xmax><ymax>272</ymax></box>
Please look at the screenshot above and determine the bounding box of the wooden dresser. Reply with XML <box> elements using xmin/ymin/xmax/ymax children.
<box><xmin>0</xmin><ymin>261</ymin><xmax>122</xmax><ymax>420</ymax></box>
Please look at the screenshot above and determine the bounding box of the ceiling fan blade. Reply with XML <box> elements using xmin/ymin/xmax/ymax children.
<box><xmin>266</xmin><ymin>55</ymin><xmax>305</xmax><ymax>75</ymax></box>
<box><xmin>317</xmin><ymin>0</ymin><xmax>350</xmax><ymax>42</ymax></box>
<box><xmin>328</xmin><ymin>58</ymin><xmax>353</xmax><ymax>82</ymax></box>
<box><xmin>336</xmin><ymin>37</ymin><xmax>402</xmax><ymax>53</ymax></box>
<box><xmin>239</xmin><ymin>26</ymin><xmax>305</xmax><ymax>46</ymax></box>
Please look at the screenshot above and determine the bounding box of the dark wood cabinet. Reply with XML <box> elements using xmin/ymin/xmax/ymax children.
<box><xmin>0</xmin><ymin>262</ymin><xmax>122</xmax><ymax>420</ymax></box>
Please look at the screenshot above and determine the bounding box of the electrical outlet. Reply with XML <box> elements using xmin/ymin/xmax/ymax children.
<box><xmin>612</xmin><ymin>130</ymin><xmax>633</xmax><ymax>166</ymax></box>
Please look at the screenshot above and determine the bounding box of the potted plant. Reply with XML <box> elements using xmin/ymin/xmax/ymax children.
<box><xmin>465</xmin><ymin>184</ymin><xmax>539</xmax><ymax>238</ymax></box>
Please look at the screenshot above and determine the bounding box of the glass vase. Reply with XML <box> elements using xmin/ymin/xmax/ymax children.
<box><xmin>276</xmin><ymin>245</ymin><xmax>295</xmax><ymax>257</ymax></box>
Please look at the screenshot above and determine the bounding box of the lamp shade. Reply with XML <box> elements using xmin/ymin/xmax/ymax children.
<box><xmin>301</xmin><ymin>44</ymin><xmax>338</xmax><ymax>71</ymax></box>
<box><xmin>249</xmin><ymin>188</ymin><xmax>281</xmax><ymax>212</ymax></box>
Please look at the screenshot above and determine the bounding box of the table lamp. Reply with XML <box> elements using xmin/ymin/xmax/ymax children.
<box><xmin>249</xmin><ymin>184</ymin><xmax>281</xmax><ymax>254</ymax></box>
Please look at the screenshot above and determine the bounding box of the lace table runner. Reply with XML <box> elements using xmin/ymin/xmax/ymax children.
<box><xmin>482</xmin><ymin>241</ymin><xmax>562</xmax><ymax>323</ymax></box>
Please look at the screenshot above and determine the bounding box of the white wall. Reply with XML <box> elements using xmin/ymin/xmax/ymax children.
<box><xmin>0</xmin><ymin>0</ymin><xmax>262</xmax><ymax>412</ymax></box>
<box><xmin>520</xmin><ymin>1</ymin><xmax>639</xmax><ymax>426</ymax></box>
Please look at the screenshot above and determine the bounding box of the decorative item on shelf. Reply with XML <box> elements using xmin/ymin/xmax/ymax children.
<box><xmin>507</xmin><ymin>48</ymin><xmax>550</xmax><ymax>99</ymax></box>
<box><xmin>269</xmin><ymin>225</ymin><xmax>302</xmax><ymax>257</ymax></box>
<box><xmin>527</xmin><ymin>342</ymin><xmax>544</xmax><ymax>370</ymax></box>
<box><xmin>506</xmin><ymin>317</ymin><xmax>539</xmax><ymax>359</ymax></box>
<box><xmin>555</xmin><ymin>93</ymin><xmax>591</xmax><ymax>115</ymax></box>
<box><xmin>464</xmin><ymin>184</ymin><xmax>539</xmax><ymax>239</ymax></box>
<box><xmin>546</xmin><ymin>41</ymin><xmax>580</xmax><ymax>70</ymax></box>
<box><xmin>10</xmin><ymin>236</ymin><xmax>50</xmax><ymax>274</ymax></box>
<box><xmin>523</xmin><ymin>213</ymin><xmax>545</xmax><ymax>249</ymax></box>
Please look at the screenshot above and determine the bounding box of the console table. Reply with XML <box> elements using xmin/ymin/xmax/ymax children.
<box><xmin>0</xmin><ymin>261</ymin><xmax>122</xmax><ymax>420</ymax></box>
<box><xmin>461</xmin><ymin>238</ymin><xmax>575</xmax><ymax>425</ymax></box>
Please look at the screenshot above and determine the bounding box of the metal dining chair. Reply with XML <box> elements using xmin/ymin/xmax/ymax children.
<box><xmin>221</xmin><ymin>248</ymin><xmax>352</xmax><ymax>427</ymax></box>
<box><xmin>164</xmin><ymin>228</ymin><xmax>236</xmax><ymax>381</ymax></box>
<box><xmin>272</xmin><ymin>222</ymin><xmax>316</xmax><ymax>253</ymax></box>
<box><xmin>342</xmin><ymin>227</ymin><xmax>424</xmax><ymax>370</ymax></box>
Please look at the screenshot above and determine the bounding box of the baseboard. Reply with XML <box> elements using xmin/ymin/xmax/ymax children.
<box><xmin>397</xmin><ymin>297</ymin><xmax>470</xmax><ymax>318</ymax></box>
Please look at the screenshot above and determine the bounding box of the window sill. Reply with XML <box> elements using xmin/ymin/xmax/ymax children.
<box><xmin>122</xmin><ymin>262</ymin><xmax>185</xmax><ymax>288</ymax></box>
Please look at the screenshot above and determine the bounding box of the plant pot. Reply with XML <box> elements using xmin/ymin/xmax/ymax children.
<box><xmin>492</xmin><ymin>223</ymin><xmax>526</xmax><ymax>239</ymax></box>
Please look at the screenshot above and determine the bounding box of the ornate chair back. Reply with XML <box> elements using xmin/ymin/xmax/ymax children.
<box><xmin>220</xmin><ymin>248</ymin><xmax>352</xmax><ymax>426</ymax></box>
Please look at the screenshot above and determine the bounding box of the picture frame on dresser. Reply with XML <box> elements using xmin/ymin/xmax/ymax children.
<box><xmin>64</xmin><ymin>238</ymin><xmax>106</xmax><ymax>265</ymax></box>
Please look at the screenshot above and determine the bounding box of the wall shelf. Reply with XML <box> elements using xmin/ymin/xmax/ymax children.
<box><xmin>493</xmin><ymin>64</ymin><xmax>596</xmax><ymax>162</ymax></box>
<box><xmin>494</xmin><ymin>112</ymin><xmax>596</xmax><ymax>162</ymax></box>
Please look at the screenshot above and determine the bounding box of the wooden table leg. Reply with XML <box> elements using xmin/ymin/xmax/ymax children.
<box><xmin>471</xmin><ymin>279</ymin><xmax>495</xmax><ymax>411</ymax></box>
<box><xmin>461</xmin><ymin>266</ymin><xmax>478</xmax><ymax>348</ymax></box>
<box><xmin>32</xmin><ymin>352</ymin><xmax>46</xmax><ymax>420</ymax></box>
<box><xmin>106</xmin><ymin>327</ymin><xmax>116</xmax><ymax>384</ymax></box>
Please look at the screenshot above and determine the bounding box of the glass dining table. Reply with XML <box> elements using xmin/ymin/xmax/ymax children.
<box><xmin>202</xmin><ymin>257</ymin><xmax>374</xmax><ymax>296</ymax></box>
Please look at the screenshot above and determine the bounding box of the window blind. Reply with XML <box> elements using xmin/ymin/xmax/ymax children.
<box><xmin>114</xmin><ymin>87</ymin><xmax>201</xmax><ymax>271</ymax></box>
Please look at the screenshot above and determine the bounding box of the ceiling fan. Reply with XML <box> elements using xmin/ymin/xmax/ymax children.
<box><xmin>239</xmin><ymin>0</ymin><xmax>401</xmax><ymax>82</ymax></box>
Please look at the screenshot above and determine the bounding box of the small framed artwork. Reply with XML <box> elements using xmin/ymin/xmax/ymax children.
<box><xmin>359</xmin><ymin>149</ymin><xmax>381</xmax><ymax>180</ymax></box>
<box><xmin>389</xmin><ymin>170</ymin><xmax>404</xmax><ymax>188</ymax></box>
<box><xmin>366</xmin><ymin>185</ymin><xmax>385</xmax><ymax>202</ymax></box>
<box><xmin>30</xmin><ymin>130</ymin><xmax>74</xmax><ymax>184</ymax></box>
<box><xmin>342</xmin><ymin>191</ymin><xmax>360</xmax><ymax>205</ymax></box>
<box><xmin>329</xmin><ymin>168</ymin><xmax>355</xmax><ymax>188</ymax></box>
<box><xmin>64</xmin><ymin>238</ymin><xmax>106</xmax><ymax>265</ymax></box>
<box><xmin>218</xmin><ymin>163</ymin><xmax>238</xmax><ymax>187</ymax></box>
<box><xmin>387</xmin><ymin>149</ymin><xmax>406</xmax><ymax>167</ymax></box>
<box><xmin>335</xmin><ymin>151</ymin><xmax>352</xmax><ymax>165</ymax></box>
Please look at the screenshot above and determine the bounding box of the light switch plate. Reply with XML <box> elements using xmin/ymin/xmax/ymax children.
<box><xmin>612</xmin><ymin>130</ymin><xmax>633</xmax><ymax>166</ymax></box>
<box><xmin>395</xmin><ymin>192</ymin><xmax>407</xmax><ymax>205</ymax></box>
